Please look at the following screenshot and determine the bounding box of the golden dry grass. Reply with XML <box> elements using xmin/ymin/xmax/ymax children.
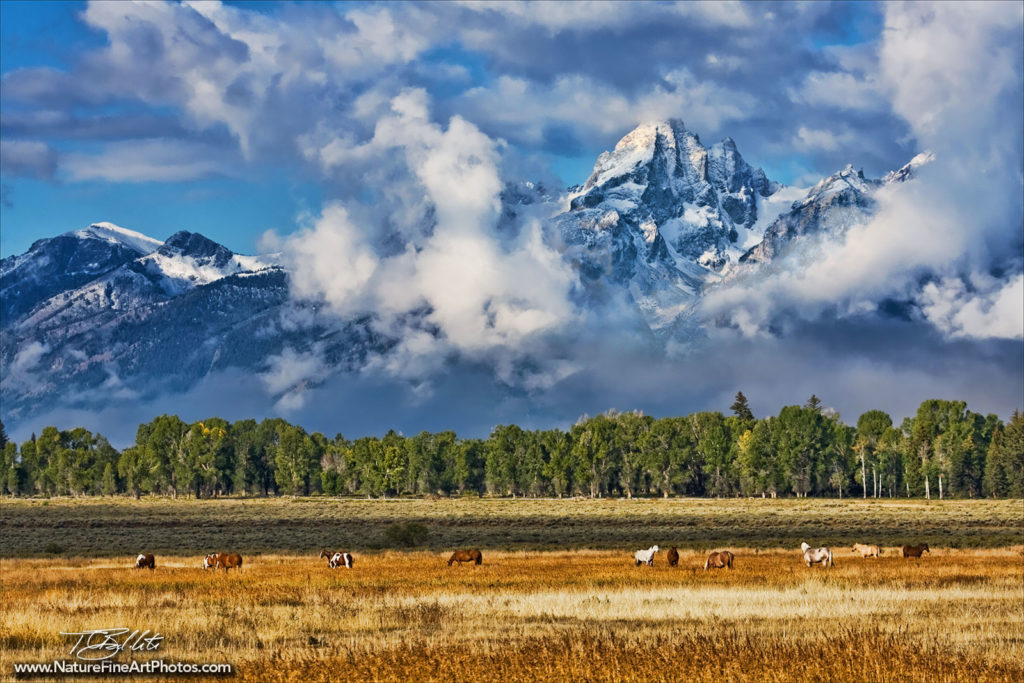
<box><xmin>2</xmin><ymin>548</ymin><xmax>1022</xmax><ymax>682</ymax></box>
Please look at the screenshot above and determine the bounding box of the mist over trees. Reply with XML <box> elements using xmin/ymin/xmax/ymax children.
<box><xmin>1</xmin><ymin>396</ymin><xmax>1020</xmax><ymax>499</ymax></box>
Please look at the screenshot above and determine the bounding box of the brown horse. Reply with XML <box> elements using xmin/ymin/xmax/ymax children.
<box><xmin>902</xmin><ymin>543</ymin><xmax>930</xmax><ymax>558</ymax></box>
<box><xmin>448</xmin><ymin>549</ymin><xmax>482</xmax><ymax>566</ymax></box>
<box><xmin>667</xmin><ymin>547</ymin><xmax>679</xmax><ymax>567</ymax></box>
<box><xmin>703</xmin><ymin>550</ymin><xmax>734</xmax><ymax>571</ymax></box>
<box><xmin>852</xmin><ymin>543</ymin><xmax>881</xmax><ymax>558</ymax></box>
<box><xmin>134</xmin><ymin>553</ymin><xmax>155</xmax><ymax>570</ymax></box>
<box><xmin>215</xmin><ymin>553</ymin><xmax>243</xmax><ymax>571</ymax></box>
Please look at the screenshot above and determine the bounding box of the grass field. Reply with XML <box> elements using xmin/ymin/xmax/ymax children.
<box><xmin>1</xmin><ymin>499</ymin><xmax>1021</xmax><ymax>682</ymax></box>
<box><xmin>1</xmin><ymin>548</ymin><xmax>1022</xmax><ymax>682</ymax></box>
<box><xmin>1</xmin><ymin>497</ymin><xmax>1021</xmax><ymax>557</ymax></box>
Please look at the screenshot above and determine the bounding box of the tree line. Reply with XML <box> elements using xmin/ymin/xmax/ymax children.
<box><xmin>1</xmin><ymin>394</ymin><xmax>1021</xmax><ymax>499</ymax></box>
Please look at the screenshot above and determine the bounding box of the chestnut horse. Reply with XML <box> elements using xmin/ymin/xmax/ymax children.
<box><xmin>448</xmin><ymin>549</ymin><xmax>483</xmax><ymax>566</ymax></box>
<box><xmin>852</xmin><ymin>543</ymin><xmax>881</xmax><ymax>558</ymax></box>
<box><xmin>902</xmin><ymin>543</ymin><xmax>930</xmax><ymax>558</ymax></box>
<box><xmin>204</xmin><ymin>553</ymin><xmax>243</xmax><ymax>572</ymax></box>
<box><xmin>667</xmin><ymin>547</ymin><xmax>679</xmax><ymax>567</ymax></box>
<box><xmin>135</xmin><ymin>553</ymin><xmax>155</xmax><ymax>570</ymax></box>
<box><xmin>319</xmin><ymin>549</ymin><xmax>354</xmax><ymax>568</ymax></box>
<box><xmin>703</xmin><ymin>550</ymin><xmax>734</xmax><ymax>570</ymax></box>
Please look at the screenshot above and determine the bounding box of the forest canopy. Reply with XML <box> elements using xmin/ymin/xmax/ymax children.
<box><xmin>1</xmin><ymin>395</ymin><xmax>1021</xmax><ymax>499</ymax></box>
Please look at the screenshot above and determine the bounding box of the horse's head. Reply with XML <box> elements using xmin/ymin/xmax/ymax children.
<box><xmin>922</xmin><ymin>544</ymin><xmax>930</xmax><ymax>553</ymax></box>
<box><xmin>202</xmin><ymin>554</ymin><xmax>217</xmax><ymax>570</ymax></box>
<box><xmin>136</xmin><ymin>554</ymin><xmax>146</xmax><ymax>568</ymax></box>
<box><xmin>319</xmin><ymin>550</ymin><xmax>329</xmax><ymax>560</ymax></box>
<box><xmin>800</xmin><ymin>542</ymin><xmax>810</xmax><ymax>553</ymax></box>
<box><xmin>652</xmin><ymin>545</ymin><xmax>659</xmax><ymax>553</ymax></box>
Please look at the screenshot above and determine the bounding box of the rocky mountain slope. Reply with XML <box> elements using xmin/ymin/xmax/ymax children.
<box><xmin>0</xmin><ymin>123</ymin><xmax>930</xmax><ymax>421</ymax></box>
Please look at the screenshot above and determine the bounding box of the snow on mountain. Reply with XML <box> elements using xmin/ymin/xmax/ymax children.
<box><xmin>136</xmin><ymin>231</ymin><xmax>279</xmax><ymax>296</ymax></box>
<box><xmin>554</xmin><ymin>119</ymin><xmax>781</xmax><ymax>332</ymax></box>
<box><xmin>73</xmin><ymin>222</ymin><xmax>163</xmax><ymax>256</ymax></box>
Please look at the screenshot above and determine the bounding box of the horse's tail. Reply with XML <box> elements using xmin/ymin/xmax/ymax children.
<box><xmin>727</xmin><ymin>553</ymin><xmax>733</xmax><ymax>569</ymax></box>
<box><xmin>703</xmin><ymin>557</ymin><xmax>709</xmax><ymax>571</ymax></box>
<box><xmin>828</xmin><ymin>549</ymin><xmax>834</xmax><ymax>567</ymax></box>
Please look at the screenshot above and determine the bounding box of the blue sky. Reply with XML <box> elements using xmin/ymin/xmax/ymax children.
<box><xmin>0</xmin><ymin>0</ymin><xmax>916</xmax><ymax>258</ymax></box>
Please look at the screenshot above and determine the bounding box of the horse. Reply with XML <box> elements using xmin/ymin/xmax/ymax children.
<box><xmin>801</xmin><ymin>542</ymin><xmax>834</xmax><ymax>568</ymax></box>
<box><xmin>902</xmin><ymin>543</ymin><xmax>930</xmax><ymax>558</ymax></box>
<box><xmin>448</xmin><ymin>549</ymin><xmax>483</xmax><ymax>566</ymax></box>
<box><xmin>667</xmin><ymin>547</ymin><xmax>679</xmax><ymax>567</ymax></box>
<box><xmin>703</xmin><ymin>550</ymin><xmax>734</xmax><ymax>570</ymax></box>
<box><xmin>215</xmin><ymin>553</ymin><xmax>243</xmax><ymax>572</ymax></box>
<box><xmin>319</xmin><ymin>549</ymin><xmax>354</xmax><ymax>569</ymax></box>
<box><xmin>202</xmin><ymin>554</ymin><xmax>218</xmax><ymax>570</ymax></box>
<box><xmin>135</xmin><ymin>553</ymin><xmax>155</xmax><ymax>570</ymax></box>
<box><xmin>852</xmin><ymin>543</ymin><xmax>881</xmax><ymax>558</ymax></box>
<box><xmin>634</xmin><ymin>545</ymin><xmax>659</xmax><ymax>567</ymax></box>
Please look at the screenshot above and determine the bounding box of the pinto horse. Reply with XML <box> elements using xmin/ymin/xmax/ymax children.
<box><xmin>667</xmin><ymin>547</ymin><xmax>679</xmax><ymax>567</ymax></box>
<box><xmin>319</xmin><ymin>549</ymin><xmax>354</xmax><ymax>569</ymax></box>
<box><xmin>202</xmin><ymin>554</ymin><xmax>217</xmax><ymax>570</ymax></box>
<box><xmin>801</xmin><ymin>542</ymin><xmax>834</xmax><ymax>568</ymax></box>
<box><xmin>634</xmin><ymin>545</ymin><xmax>659</xmax><ymax>567</ymax></box>
<box><xmin>852</xmin><ymin>543</ymin><xmax>881</xmax><ymax>558</ymax></box>
<box><xmin>902</xmin><ymin>543</ymin><xmax>930</xmax><ymax>558</ymax></box>
<box><xmin>448</xmin><ymin>549</ymin><xmax>483</xmax><ymax>566</ymax></box>
<box><xmin>703</xmin><ymin>550</ymin><xmax>734</xmax><ymax>571</ymax></box>
<box><xmin>135</xmin><ymin>553</ymin><xmax>155</xmax><ymax>570</ymax></box>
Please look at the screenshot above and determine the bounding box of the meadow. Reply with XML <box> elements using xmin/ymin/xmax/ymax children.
<box><xmin>1</xmin><ymin>498</ymin><xmax>1022</xmax><ymax>682</ymax></box>
<box><xmin>1</xmin><ymin>497</ymin><xmax>1021</xmax><ymax>556</ymax></box>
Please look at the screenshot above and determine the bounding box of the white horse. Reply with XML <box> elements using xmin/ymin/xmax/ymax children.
<box><xmin>801</xmin><ymin>542</ymin><xmax>834</xmax><ymax>568</ymax></box>
<box><xmin>634</xmin><ymin>545</ymin><xmax>659</xmax><ymax>566</ymax></box>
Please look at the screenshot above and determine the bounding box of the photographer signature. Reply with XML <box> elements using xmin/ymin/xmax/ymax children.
<box><xmin>60</xmin><ymin>628</ymin><xmax>164</xmax><ymax>660</ymax></box>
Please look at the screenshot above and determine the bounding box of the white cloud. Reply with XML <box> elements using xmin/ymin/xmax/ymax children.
<box><xmin>0</xmin><ymin>140</ymin><xmax>58</xmax><ymax>180</ymax></box>
<box><xmin>703</xmin><ymin>1</ymin><xmax>1024</xmax><ymax>340</ymax></box>
<box><xmin>790</xmin><ymin>71</ymin><xmax>887</xmax><ymax>111</ymax></box>
<box><xmin>62</xmin><ymin>140</ymin><xmax>233</xmax><ymax>183</ymax></box>
<box><xmin>6</xmin><ymin>341</ymin><xmax>50</xmax><ymax>390</ymax></box>
<box><xmin>792</xmin><ymin>126</ymin><xmax>854</xmax><ymax>152</ymax></box>
<box><xmin>272</xmin><ymin>91</ymin><xmax>579</xmax><ymax>387</ymax></box>
<box><xmin>458</xmin><ymin>69</ymin><xmax>756</xmax><ymax>148</ymax></box>
<box><xmin>921</xmin><ymin>274</ymin><xmax>1024</xmax><ymax>340</ymax></box>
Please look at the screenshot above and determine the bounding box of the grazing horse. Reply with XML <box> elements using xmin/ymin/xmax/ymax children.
<box><xmin>852</xmin><ymin>543</ymin><xmax>881</xmax><ymax>558</ymax></box>
<box><xmin>448</xmin><ymin>549</ymin><xmax>483</xmax><ymax>566</ymax></box>
<box><xmin>703</xmin><ymin>550</ymin><xmax>734</xmax><ymax>571</ymax></box>
<box><xmin>319</xmin><ymin>549</ymin><xmax>354</xmax><ymax>569</ymax></box>
<box><xmin>202</xmin><ymin>554</ymin><xmax>217</xmax><ymax>570</ymax></box>
<box><xmin>902</xmin><ymin>543</ymin><xmax>930</xmax><ymax>558</ymax></box>
<box><xmin>801</xmin><ymin>542</ymin><xmax>834</xmax><ymax>568</ymax></box>
<box><xmin>667</xmin><ymin>547</ymin><xmax>679</xmax><ymax>567</ymax></box>
<box><xmin>135</xmin><ymin>553</ymin><xmax>155</xmax><ymax>570</ymax></box>
<box><xmin>634</xmin><ymin>545</ymin><xmax>659</xmax><ymax>567</ymax></box>
<box><xmin>212</xmin><ymin>553</ymin><xmax>243</xmax><ymax>572</ymax></box>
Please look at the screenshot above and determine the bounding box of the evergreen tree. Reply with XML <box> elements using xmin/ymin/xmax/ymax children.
<box><xmin>730</xmin><ymin>392</ymin><xmax>754</xmax><ymax>422</ymax></box>
<box><xmin>805</xmin><ymin>395</ymin><xmax>823</xmax><ymax>413</ymax></box>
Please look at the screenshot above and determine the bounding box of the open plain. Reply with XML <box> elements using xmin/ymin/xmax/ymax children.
<box><xmin>1</xmin><ymin>498</ymin><xmax>1021</xmax><ymax>682</ymax></box>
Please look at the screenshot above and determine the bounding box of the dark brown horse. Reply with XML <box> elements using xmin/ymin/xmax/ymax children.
<box><xmin>703</xmin><ymin>550</ymin><xmax>734</xmax><ymax>571</ymax></box>
<box><xmin>215</xmin><ymin>553</ymin><xmax>243</xmax><ymax>571</ymax></box>
<box><xmin>667</xmin><ymin>547</ymin><xmax>679</xmax><ymax>567</ymax></box>
<box><xmin>902</xmin><ymin>543</ymin><xmax>930</xmax><ymax>558</ymax></box>
<box><xmin>134</xmin><ymin>553</ymin><xmax>155</xmax><ymax>570</ymax></box>
<box><xmin>448</xmin><ymin>549</ymin><xmax>482</xmax><ymax>566</ymax></box>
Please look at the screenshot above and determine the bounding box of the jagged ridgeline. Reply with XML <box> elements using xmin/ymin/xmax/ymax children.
<box><xmin>1</xmin><ymin>401</ymin><xmax>1019</xmax><ymax>499</ymax></box>
<box><xmin>0</xmin><ymin>121</ymin><xmax>931</xmax><ymax>421</ymax></box>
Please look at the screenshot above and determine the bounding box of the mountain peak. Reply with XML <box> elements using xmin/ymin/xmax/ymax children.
<box><xmin>72</xmin><ymin>222</ymin><xmax>163</xmax><ymax>256</ymax></box>
<box><xmin>159</xmin><ymin>231</ymin><xmax>233</xmax><ymax>262</ymax></box>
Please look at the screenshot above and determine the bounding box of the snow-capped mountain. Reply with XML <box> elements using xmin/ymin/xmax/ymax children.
<box><xmin>0</xmin><ymin>121</ymin><xmax>933</xmax><ymax>422</ymax></box>
<box><xmin>553</xmin><ymin>119</ymin><xmax>782</xmax><ymax>331</ymax></box>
